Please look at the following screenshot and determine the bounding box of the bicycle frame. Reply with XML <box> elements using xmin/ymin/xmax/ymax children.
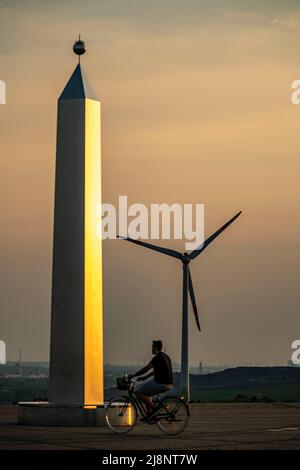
<box><xmin>121</xmin><ymin>380</ymin><xmax>184</xmax><ymax>421</ymax></box>
<box><xmin>122</xmin><ymin>388</ymin><xmax>149</xmax><ymax>419</ymax></box>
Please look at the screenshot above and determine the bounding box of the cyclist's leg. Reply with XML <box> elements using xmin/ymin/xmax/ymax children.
<box><xmin>159</xmin><ymin>385</ymin><xmax>173</xmax><ymax>412</ymax></box>
<box><xmin>135</xmin><ymin>377</ymin><xmax>160</xmax><ymax>414</ymax></box>
<box><xmin>135</xmin><ymin>378</ymin><xmax>173</xmax><ymax>416</ymax></box>
<box><xmin>135</xmin><ymin>392</ymin><xmax>154</xmax><ymax>414</ymax></box>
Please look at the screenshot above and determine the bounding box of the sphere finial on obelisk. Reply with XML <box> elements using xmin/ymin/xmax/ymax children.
<box><xmin>73</xmin><ymin>35</ymin><xmax>86</xmax><ymax>62</ymax></box>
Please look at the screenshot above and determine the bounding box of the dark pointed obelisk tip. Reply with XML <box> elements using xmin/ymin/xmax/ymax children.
<box><xmin>73</xmin><ymin>35</ymin><xmax>87</xmax><ymax>56</ymax></box>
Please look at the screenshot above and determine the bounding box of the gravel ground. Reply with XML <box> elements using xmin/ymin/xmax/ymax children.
<box><xmin>0</xmin><ymin>403</ymin><xmax>300</xmax><ymax>450</ymax></box>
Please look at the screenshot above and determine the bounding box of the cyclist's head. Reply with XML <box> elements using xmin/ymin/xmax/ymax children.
<box><xmin>152</xmin><ymin>340</ymin><xmax>163</xmax><ymax>354</ymax></box>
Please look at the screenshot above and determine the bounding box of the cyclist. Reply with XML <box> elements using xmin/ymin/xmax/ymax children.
<box><xmin>128</xmin><ymin>340</ymin><xmax>173</xmax><ymax>420</ymax></box>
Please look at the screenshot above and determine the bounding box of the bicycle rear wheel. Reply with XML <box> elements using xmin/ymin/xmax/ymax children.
<box><xmin>156</xmin><ymin>397</ymin><xmax>189</xmax><ymax>435</ymax></box>
<box><xmin>105</xmin><ymin>397</ymin><xmax>137</xmax><ymax>434</ymax></box>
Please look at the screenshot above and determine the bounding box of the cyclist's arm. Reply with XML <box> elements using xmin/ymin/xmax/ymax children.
<box><xmin>131</xmin><ymin>362</ymin><xmax>152</xmax><ymax>378</ymax></box>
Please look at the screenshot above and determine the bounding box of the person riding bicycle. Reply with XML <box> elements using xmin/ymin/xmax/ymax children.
<box><xmin>128</xmin><ymin>340</ymin><xmax>173</xmax><ymax>420</ymax></box>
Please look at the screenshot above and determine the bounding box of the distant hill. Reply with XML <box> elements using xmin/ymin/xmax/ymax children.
<box><xmin>188</xmin><ymin>366</ymin><xmax>300</xmax><ymax>389</ymax></box>
<box><xmin>184</xmin><ymin>367</ymin><xmax>300</xmax><ymax>402</ymax></box>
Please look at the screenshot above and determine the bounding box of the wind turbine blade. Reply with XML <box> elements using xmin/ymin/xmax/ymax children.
<box><xmin>117</xmin><ymin>236</ymin><xmax>183</xmax><ymax>260</ymax></box>
<box><xmin>188</xmin><ymin>267</ymin><xmax>201</xmax><ymax>331</ymax></box>
<box><xmin>189</xmin><ymin>211</ymin><xmax>242</xmax><ymax>260</ymax></box>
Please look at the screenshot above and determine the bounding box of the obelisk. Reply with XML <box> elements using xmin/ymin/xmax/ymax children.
<box><xmin>49</xmin><ymin>39</ymin><xmax>103</xmax><ymax>406</ymax></box>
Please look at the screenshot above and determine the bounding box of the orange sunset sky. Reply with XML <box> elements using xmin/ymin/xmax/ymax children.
<box><xmin>0</xmin><ymin>0</ymin><xmax>299</xmax><ymax>365</ymax></box>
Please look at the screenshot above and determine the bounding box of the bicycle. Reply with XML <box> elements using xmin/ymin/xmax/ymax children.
<box><xmin>105</xmin><ymin>375</ymin><xmax>190</xmax><ymax>435</ymax></box>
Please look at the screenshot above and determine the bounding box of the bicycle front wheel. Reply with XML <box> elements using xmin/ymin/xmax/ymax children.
<box><xmin>105</xmin><ymin>397</ymin><xmax>137</xmax><ymax>434</ymax></box>
<box><xmin>156</xmin><ymin>396</ymin><xmax>190</xmax><ymax>435</ymax></box>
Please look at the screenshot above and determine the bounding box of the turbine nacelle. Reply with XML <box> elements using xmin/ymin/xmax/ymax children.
<box><xmin>182</xmin><ymin>253</ymin><xmax>191</xmax><ymax>265</ymax></box>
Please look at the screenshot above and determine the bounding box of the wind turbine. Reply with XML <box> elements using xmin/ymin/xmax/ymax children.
<box><xmin>118</xmin><ymin>211</ymin><xmax>242</xmax><ymax>401</ymax></box>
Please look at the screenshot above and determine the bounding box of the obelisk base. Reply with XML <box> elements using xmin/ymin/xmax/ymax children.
<box><xmin>18</xmin><ymin>402</ymin><xmax>107</xmax><ymax>426</ymax></box>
